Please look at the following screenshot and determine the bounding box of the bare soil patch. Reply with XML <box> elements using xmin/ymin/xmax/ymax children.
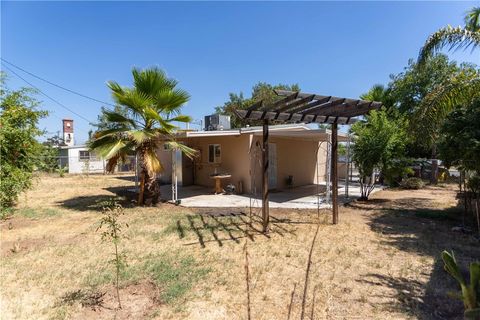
<box><xmin>68</xmin><ymin>281</ymin><xmax>159</xmax><ymax>320</ymax></box>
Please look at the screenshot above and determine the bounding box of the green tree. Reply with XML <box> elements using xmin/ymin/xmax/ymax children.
<box><xmin>413</xmin><ymin>65</ymin><xmax>480</xmax><ymax>157</ymax></box>
<box><xmin>37</xmin><ymin>134</ymin><xmax>63</xmax><ymax>173</ymax></box>
<box><xmin>418</xmin><ymin>7</ymin><xmax>480</xmax><ymax>64</ymax></box>
<box><xmin>351</xmin><ymin>109</ymin><xmax>408</xmax><ymax>200</ymax></box>
<box><xmin>359</xmin><ymin>84</ymin><xmax>394</xmax><ymax>108</ymax></box>
<box><xmin>215</xmin><ymin>82</ymin><xmax>300</xmax><ymax>128</ymax></box>
<box><xmin>439</xmin><ymin>97</ymin><xmax>480</xmax><ymax>174</ymax></box>
<box><xmin>93</xmin><ymin>105</ymin><xmax>129</xmax><ymax>131</ymax></box>
<box><xmin>89</xmin><ymin>67</ymin><xmax>195</xmax><ymax>205</ymax></box>
<box><xmin>389</xmin><ymin>55</ymin><xmax>460</xmax><ymax>116</ymax></box>
<box><xmin>0</xmin><ymin>74</ymin><xmax>47</xmax><ymax>212</ymax></box>
<box><xmin>388</xmin><ymin>55</ymin><xmax>470</xmax><ymax>160</ymax></box>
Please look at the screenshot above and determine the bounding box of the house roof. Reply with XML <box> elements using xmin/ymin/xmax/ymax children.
<box><xmin>59</xmin><ymin>144</ymin><xmax>88</xmax><ymax>150</ymax></box>
<box><xmin>175</xmin><ymin>123</ymin><xmax>309</xmax><ymax>138</ymax></box>
<box><xmin>174</xmin><ymin>123</ymin><xmax>350</xmax><ymax>142</ymax></box>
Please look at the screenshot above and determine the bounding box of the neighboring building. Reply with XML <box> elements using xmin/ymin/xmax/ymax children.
<box><xmin>59</xmin><ymin>145</ymin><xmax>106</xmax><ymax>174</ymax></box>
<box><xmin>57</xmin><ymin>118</ymin><xmax>106</xmax><ymax>174</ymax></box>
<box><xmin>62</xmin><ymin>119</ymin><xmax>74</xmax><ymax>146</ymax></box>
<box><xmin>156</xmin><ymin>123</ymin><xmax>349</xmax><ymax>194</ymax></box>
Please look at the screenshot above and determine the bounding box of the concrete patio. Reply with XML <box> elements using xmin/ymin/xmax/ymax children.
<box><xmin>160</xmin><ymin>182</ymin><xmax>382</xmax><ymax>209</ymax></box>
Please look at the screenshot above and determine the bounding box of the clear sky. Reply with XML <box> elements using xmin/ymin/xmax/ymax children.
<box><xmin>2</xmin><ymin>1</ymin><xmax>479</xmax><ymax>144</ymax></box>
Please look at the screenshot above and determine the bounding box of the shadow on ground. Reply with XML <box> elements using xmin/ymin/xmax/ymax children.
<box><xmin>357</xmin><ymin>193</ymin><xmax>480</xmax><ymax>320</ymax></box>
<box><xmin>57</xmin><ymin>186</ymin><xmax>134</xmax><ymax>212</ymax></box>
<box><xmin>175</xmin><ymin>208</ymin><xmax>322</xmax><ymax>248</ymax></box>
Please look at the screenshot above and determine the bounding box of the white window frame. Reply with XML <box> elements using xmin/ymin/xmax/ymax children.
<box><xmin>79</xmin><ymin>150</ymin><xmax>98</xmax><ymax>161</ymax></box>
<box><xmin>79</xmin><ymin>150</ymin><xmax>90</xmax><ymax>162</ymax></box>
<box><xmin>208</xmin><ymin>144</ymin><xmax>221</xmax><ymax>163</ymax></box>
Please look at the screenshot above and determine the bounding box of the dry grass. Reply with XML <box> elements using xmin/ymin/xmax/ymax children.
<box><xmin>1</xmin><ymin>174</ymin><xmax>479</xmax><ymax>319</ymax></box>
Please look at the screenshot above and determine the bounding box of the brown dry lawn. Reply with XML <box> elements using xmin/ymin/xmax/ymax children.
<box><xmin>1</xmin><ymin>174</ymin><xmax>479</xmax><ymax>320</ymax></box>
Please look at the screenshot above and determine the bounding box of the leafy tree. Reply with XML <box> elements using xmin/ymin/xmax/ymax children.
<box><xmin>215</xmin><ymin>82</ymin><xmax>300</xmax><ymax>128</ymax></box>
<box><xmin>37</xmin><ymin>134</ymin><xmax>63</xmax><ymax>173</ymax></box>
<box><xmin>418</xmin><ymin>7</ymin><xmax>480</xmax><ymax>64</ymax></box>
<box><xmin>89</xmin><ymin>67</ymin><xmax>195</xmax><ymax>205</ymax></box>
<box><xmin>439</xmin><ymin>97</ymin><xmax>480</xmax><ymax>174</ymax></box>
<box><xmin>413</xmin><ymin>65</ymin><xmax>480</xmax><ymax>168</ymax></box>
<box><xmin>389</xmin><ymin>55</ymin><xmax>460</xmax><ymax>116</ymax></box>
<box><xmin>351</xmin><ymin>109</ymin><xmax>408</xmax><ymax>200</ymax></box>
<box><xmin>387</xmin><ymin>55</ymin><xmax>473</xmax><ymax>160</ymax></box>
<box><xmin>359</xmin><ymin>84</ymin><xmax>394</xmax><ymax>109</ymax></box>
<box><xmin>92</xmin><ymin>105</ymin><xmax>130</xmax><ymax>131</ymax></box>
<box><xmin>0</xmin><ymin>74</ymin><xmax>47</xmax><ymax>212</ymax></box>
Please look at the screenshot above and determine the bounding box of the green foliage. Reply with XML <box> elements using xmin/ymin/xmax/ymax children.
<box><xmin>399</xmin><ymin>177</ymin><xmax>425</xmax><ymax>190</ymax></box>
<box><xmin>351</xmin><ymin>109</ymin><xmax>408</xmax><ymax>199</ymax></box>
<box><xmin>413</xmin><ymin>66</ymin><xmax>480</xmax><ymax>152</ymax></box>
<box><xmin>215</xmin><ymin>82</ymin><xmax>300</xmax><ymax>128</ymax></box>
<box><xmin>89</xmin><ymin>67</ymin><xmax>195</xmax><ymax>205</ymax></box>
<box><xmin>92</xmin><ymin>105</ymin><xmax>130</xmax><ymax>132</ymax></box>
<box><xmin>0</xmin><ymin>74</ymin><xmax>47</xmax><ymax>211</ymax></box>
<box><xmin>441</xmin><ymin>250</ymin><xmax>480</xmax><ymax>318</ymax></box>
<box><xmin>383</xmin><ymin>159</ymin><xmax>415</xmax><ymax>187</ymax></box>
<box><xmin>389</xmin><ymin>55</ymin><xmax>460</xmax><ymax>116</ymax></box>
<box><xmin>439</xmin><ymin>97</ymin><xmax>480</xmax><ymax>174</ymax></box>
<box><xmin>418</xmin><ymin>7</ymin><xmax>480</xmax><ymax>64</ymax></box>
<box><xmin>37</xmin><ymin>134</ymin><xmax>63</xmax><ymax>173</ymax></box>
<box><xmin>56</xmin><ymin>167</ymin><xmax>67</xmax><ymax>178</ymax></box>
<box><xmin>97</xmin><ymin>200</ymin><xmax>128</xmax><ymax>309</ymax></box>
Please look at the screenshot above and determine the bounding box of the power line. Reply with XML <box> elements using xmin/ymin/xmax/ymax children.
<box><xmin>2</xmin><ymin>62</ymin><xmax>93</xmax><ymax>123</ymax></box>
<box><xmin>1</xmin><ymin>58</ymin><xmax>116</xmax><ymax>107</ymax></box>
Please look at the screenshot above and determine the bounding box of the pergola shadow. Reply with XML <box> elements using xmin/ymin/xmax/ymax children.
<box><xmin>175</xmin><ymin>210</ymin><xmax>306</xmax><ymax>248</ymax></box>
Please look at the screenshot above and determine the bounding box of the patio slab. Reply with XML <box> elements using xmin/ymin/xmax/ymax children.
<box><xmin>160</xmin><ymin>183</ymin><xmax>383</xmax><ymax>209</ymax></box>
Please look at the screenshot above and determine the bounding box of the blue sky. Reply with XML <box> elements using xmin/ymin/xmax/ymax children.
<box><xmin>2</xmin><ymin>1</ymin><xmax>479</xmax><ymax>143</ymax></box>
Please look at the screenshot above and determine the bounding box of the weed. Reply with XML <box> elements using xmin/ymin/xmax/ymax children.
<box><xmin>142</xmin><ymin>253</ymin><xmax>210</xmax><ymax>304</ymax></box>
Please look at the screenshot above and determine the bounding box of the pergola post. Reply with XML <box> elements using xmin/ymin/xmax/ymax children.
<box><xmin>331</xmin><ymin>123</ymin><xmax>338</xmax><ymax>224</ymax></box>
<box><xmin>262</xmin><ymin>119</ymin><xmax>270</xmax><ymax>233</ymax></box>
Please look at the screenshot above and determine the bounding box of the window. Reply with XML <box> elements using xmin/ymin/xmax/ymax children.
<box><xmin>208</xmin><ymin>144</ymin><xmax>221</xmax><ymax>163</ymax></box>
<box><xmin>79</xmin><ymin>150</ymin><xmax>90</xmax><ymax>161</ymax></box>
<box><xmin>79</xmin><ymin>150</ymin><xmax>98</xmax><ymax>161</ymax></box>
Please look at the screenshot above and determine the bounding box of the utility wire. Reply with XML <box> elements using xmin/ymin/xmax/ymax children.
<box><xmin>2</xmin><ymin>62</ymin><xmax>93</xmax><ymax>123</ymax></box>
<box><xmin>1</xmin><ymin>58</ymin><xmax>116</xmax><ymax>107</ymax></box>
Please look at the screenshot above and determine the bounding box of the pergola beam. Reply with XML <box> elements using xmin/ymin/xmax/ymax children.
<box><xmin>234</xmin><ymin>89</ymin><xmax>381</xmax><ymax>232</ymax></box>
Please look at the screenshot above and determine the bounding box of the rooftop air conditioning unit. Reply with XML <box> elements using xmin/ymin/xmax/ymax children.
<box><xmin>204</xmin><ymin>114</ymin><xmax>231</xmax><ymax>131</ymax></box>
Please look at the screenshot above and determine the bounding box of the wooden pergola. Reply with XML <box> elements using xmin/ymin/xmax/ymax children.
<box><xmin>234</xmin><ymin>90</ymin><xmax>382</xmax><ymax>232</ymax></box>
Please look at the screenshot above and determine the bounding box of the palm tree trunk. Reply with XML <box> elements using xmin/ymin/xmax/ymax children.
<box><xmin>143</xmin><ymin>172</ymin><xmax>161</xmax><ymax>205</ymax></box>
<box><xmin>138</xmin><ymin>171</ymin><xmax>145</xmax><ymax>205</ymax></box>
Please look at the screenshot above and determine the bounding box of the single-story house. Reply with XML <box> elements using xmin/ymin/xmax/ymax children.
<box><xmin>59</xmin><ymin>145</ymin><xmax>106</xmax><ymax>174</ymax></box>
<box><xmin>156</xmin><ymin>124</ymin><xmax>349</xmax><ymax>195</ymax></box>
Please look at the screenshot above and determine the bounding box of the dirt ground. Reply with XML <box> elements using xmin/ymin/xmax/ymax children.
<box><xmin>1</xmin><ymin>174</ymin><xmax>479</xmax><ymax>319</ymax></box>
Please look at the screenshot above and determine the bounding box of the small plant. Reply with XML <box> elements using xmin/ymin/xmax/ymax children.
<box><xmin>97</xmin><ymin>199</ymin><xmax>128</xmax><ymax>309</ymax></box>
<box><xmin>56</xmin><ymin>167</ymin><xmax>67</xmax><ymax>178</ymax></box>
<box><xmin>441</xmin><ymin>250</ymin><xmax>480</xmax><ymax>319</ymax></box>
<box><xmin>399</xmin><ymin>177</ymin><xmax>425</xmax><ymax>190</ymax></box>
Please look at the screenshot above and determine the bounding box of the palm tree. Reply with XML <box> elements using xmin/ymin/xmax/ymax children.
<box><xmin>412</xmin><ymin>67</ymin><xmax>480</xmax><ymax>183</ymax></box>
<box><xmin>418</xmin><ymin>7</ymin><xmax>480</xmax><ymax>64</ymax></box>
<box><xmin>89</xmin><ymin>67</ymin><xmax>196</xmax><ymax>205</ymax></box>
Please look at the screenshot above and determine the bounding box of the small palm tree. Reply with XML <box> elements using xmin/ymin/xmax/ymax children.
<box><xmin>418</xmin><ymin>7</ymin><xmax>480</xmax><ymax>64</ymax></box>
<box><xmin>89</xmin><ymin>67</ymin><xmax>196</xmax><ymax>205</ymax></box>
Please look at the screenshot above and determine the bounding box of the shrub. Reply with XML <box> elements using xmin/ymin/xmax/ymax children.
<box><xmin>1</xmin><ymin>76</ymin><xmax>47</xmax><ymax>211</ymax></box>
<box><xmin>400</xmin><ymin>177</ymin><xmax>425</xmax><ymax>189</ymax></box>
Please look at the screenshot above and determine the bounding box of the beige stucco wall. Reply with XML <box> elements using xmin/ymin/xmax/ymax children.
<box><xmin>250</xmin><ymin>136</ymin><xmax>328</xmax><ymax>193</ymax></box>
<box><xmin>185</xmin><ymin>135</ymin><xmax>253</xmax><ymax>193</ymax></box>
<box><xmin>157</xmin><ymin>133</ymin><xmax>331</xmax><ymax>194</ymax></box>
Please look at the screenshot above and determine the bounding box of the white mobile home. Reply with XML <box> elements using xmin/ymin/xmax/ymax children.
<box><xmin>59</xmin><ymin>145</ymin><xmax>106</xmax><ymax>174</ymax></box>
